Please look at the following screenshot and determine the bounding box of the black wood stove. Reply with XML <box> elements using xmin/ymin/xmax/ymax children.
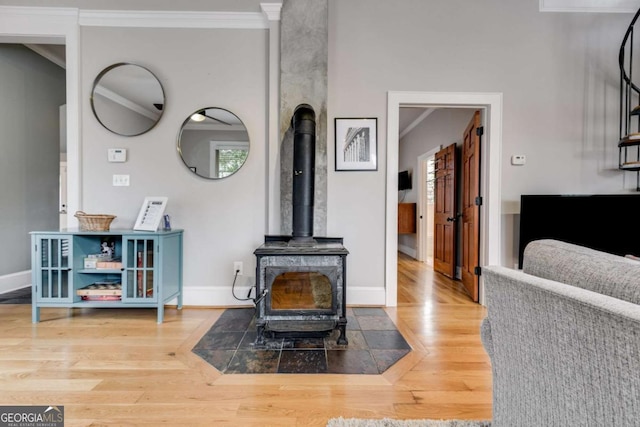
<box><xmin>253</xmin><ymin>104</ymin><xmax>348</xmax><ymax>346</ymax></box>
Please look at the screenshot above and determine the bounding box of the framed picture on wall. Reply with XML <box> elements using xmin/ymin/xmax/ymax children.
<box><xmin>334</xmin><ymin>117</ymin><xmax>377</xmax><ymax>171</ymax></box>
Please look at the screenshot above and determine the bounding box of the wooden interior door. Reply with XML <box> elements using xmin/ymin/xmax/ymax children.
<box><xmin>433</xmin><ymin>143</ymin><xmax>457</xmax><ymax>279</ymax></box>
<box><xmin>461</xmin><ymin>111</ymin><xmax>482</xmax><ymax>302</ymax></box>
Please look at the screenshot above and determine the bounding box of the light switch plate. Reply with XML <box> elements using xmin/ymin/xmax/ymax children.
<box><xmin>108</xmin><ymin>148</ymin><xmax>127</xmax><ymax>162</ymax></box>
<box><xmin>112</xmin><ymin>174</ymin><xmax>130</xmax><ymax>186</ymax></box>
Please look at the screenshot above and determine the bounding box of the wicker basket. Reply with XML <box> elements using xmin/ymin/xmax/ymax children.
<box><xmin>74</xmin><ymin>211</ymin><xmax>116</xmax><ymax>231</ymax></box>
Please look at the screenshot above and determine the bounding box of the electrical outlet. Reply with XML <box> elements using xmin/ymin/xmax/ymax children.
<box><xmin>233</xmin><ymin>261</ymin><xmax>243</xmax><ymax>276</ymax></box>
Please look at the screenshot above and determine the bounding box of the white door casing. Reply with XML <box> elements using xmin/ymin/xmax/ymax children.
<box><xmin>386</xmin><ymin>91</ymin><xmax>503</xmax><ymax>307</ymax></box>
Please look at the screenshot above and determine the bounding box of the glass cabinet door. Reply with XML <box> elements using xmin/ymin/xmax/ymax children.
<box><xmin>35</xmin><ymin>236</ymin><xmax>73</xmax><ymax>302</ymax></box>
<box><xmin>123</xmin><ymin>237</ymin><xmax>157</xmax><ymax>302</ymax></box>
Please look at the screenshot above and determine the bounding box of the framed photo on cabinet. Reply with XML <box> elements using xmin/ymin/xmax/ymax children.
<box><xmin>133</xmin><ymin>197</ymin><xmax>168</xmax><ymax>231</ymax></box>
<box><xmin>334</xmin><ymin>117</ymin><xmax>377</xmax><ymax>171</ymax></box>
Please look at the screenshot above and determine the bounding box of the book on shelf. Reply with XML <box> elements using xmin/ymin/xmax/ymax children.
<box><xmin>620</xmin><ymin>160</ymin><xmax>640</xmax><ymax>168</ymax></box>
<box><xmin>137</xmin><ymin>252</ymin><xmax>143</xmax><ymax>297</ymax></box>
<box><xmin>136</xmin><ymin>251</ymin><xmax>154</xmax><ymax>297</ymax></box>
<box><xmin>87</xmin><ymin>253</ymin><xmax>111</xmax><ymax>259</ymax></box>
<box><xmin>80</xmin><ymin>295</ymin><xmax>121</xmax><ymax>301</ymax></box>
<box><xmin>84</xmin><ymin>253</ymin><xmax>112</xmax><ymax>269</ymax></box>
<box><xmin>621</xmin><ymin>132</ymin><xmax>640</xmax><ymax>142</ymax></box>
<box><xmin>76</xmin><ymin>281</ymin><xmax>122</xmax><ymax>296</ymax></box>
<box><xmin>96</xmin><ymin>257</ymin><xmax>122</xmax><ymax>269</ymax></box>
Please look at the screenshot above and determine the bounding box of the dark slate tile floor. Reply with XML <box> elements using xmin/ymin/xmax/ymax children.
<box><xmin>192</xmin><ymin>307</ymin><xmax>411</xmax><ymax>374</ymax></box>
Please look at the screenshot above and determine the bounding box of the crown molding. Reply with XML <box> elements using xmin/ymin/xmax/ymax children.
<box><xmin>0</xmin><ymin>6</ymin><xmax>78</xmax><ymax>35</ymax></box>
<box><xmin>1</xmin><ymin>6</ymin><xmax>273</xmax><ymax>30</ymax></box>
<box><xmin>261</xmin><ymin>3</ymin><xmax>282</xmax><ymax>21</ymax></box>
<box><xmin>540</xmin><ymin>0</ymin><xmax>639</xmax><ymax>13</ymax></box>
<box><xmin>0</xmin><ymin>6</ymin><xmax>77</xmax><ymax>18</ymax></box>
<box><xmin>79</xmin><ymin>9</ymin><xmax>269</xmax><ymax>29</ymax></box>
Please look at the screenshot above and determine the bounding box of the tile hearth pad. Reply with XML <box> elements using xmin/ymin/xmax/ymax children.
<box><xmin>192</xmin><ymin>307</ymin><xmax>411</xmax><ymax>374</ymax></box>
<box><xmin>0</xmin><ymin>287</ymin><xmax>31</xmax><ymax>304</ymax></box>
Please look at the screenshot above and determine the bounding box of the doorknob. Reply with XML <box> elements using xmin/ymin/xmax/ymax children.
<box><xmin>446</xmin><ymin>213</ymin><xmax>462</xmax><ymax>222</ymax></box>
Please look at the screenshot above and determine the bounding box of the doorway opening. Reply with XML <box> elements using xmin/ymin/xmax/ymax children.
<box><xmin>0</xmin><ymin>43</ymin><xmax>66</xmax><ymax>230</ymax></box>
<box><xmin>416</xmin><ymin>147</ymin><xmax>438</xmax><ymax>267</ymax></box>
<box><xmin>386</xmin><ymin>92</ymin><xmax>503</xmax><ymax>307</ymax></box>
<box><xmin>0</xmin><ymin>7</ymin><xmax>80</xmax><ymax>229</ymax></box>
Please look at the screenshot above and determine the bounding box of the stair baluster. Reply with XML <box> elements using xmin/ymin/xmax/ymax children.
<box><xmin>619</xmin><ymin>8</ymin><xmax>640</xmax><ymax>190</ymax></box>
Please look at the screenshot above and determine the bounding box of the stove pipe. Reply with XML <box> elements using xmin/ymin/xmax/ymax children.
<box><xmin>291</xmin><ymin>104</ymin><xmax>316</xmax><ymax>242</ymax></box>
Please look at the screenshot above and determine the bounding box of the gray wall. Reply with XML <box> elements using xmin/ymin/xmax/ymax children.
<box><xmin>0</xmin><ymin>44</ymin><xmax>65</xmax><ymax>276</ymax></box>
<box><xmin>327</xmin><ymin>0</ymin><xmax>633</xmax><ymax>290</ymax></box>
<box><xmin>1</xmin><ymin>0</ymin><xmax>637</xmax><ymax>304</ymax></box>
<box><xmin>80</xmin><ymin>26</ymin><xmax>267</xmax><ymax>302</ymax></box>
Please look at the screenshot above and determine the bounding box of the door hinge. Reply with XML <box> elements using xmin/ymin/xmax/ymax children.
<box><xmin>476</xmin><ymin>126</ymin><xmax>484</xmax><ymax>136</ymax></box>
<box><xmin>475</xmin><ymin>196</ymin><xmax>483</xmax><ymax>206</ymax></box>
<box><xmin>474</xmin><ymin>266</ymin><xmax>482</xmax><ymax>276</ymax></box>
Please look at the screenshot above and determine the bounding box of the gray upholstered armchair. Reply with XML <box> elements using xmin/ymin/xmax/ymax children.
<box><xmin>481</xmin><ymin>240</ymin><xmax>640</xmax><ymax>426</ymax></box>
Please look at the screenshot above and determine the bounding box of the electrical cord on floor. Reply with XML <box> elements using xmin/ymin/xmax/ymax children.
<box><xmin>231</xmin><ymin>269</ymin><xmax>254</xmax><ymax>302</ymax></box>
<box><xmin>253</xmin><ymin>289</ymin><xmax>268</xmax><ymax>307</ymax></box>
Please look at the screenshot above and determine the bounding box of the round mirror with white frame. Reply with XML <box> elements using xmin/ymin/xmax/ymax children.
<box><xmin>177</xmin><ymin>107</ymin><xmax>250</xmax><ymax>179</ymax></box>
<box><xmin>91</xmin><ymin>63</ymin><xmax>165</xmax><ymax>136</ymax></box>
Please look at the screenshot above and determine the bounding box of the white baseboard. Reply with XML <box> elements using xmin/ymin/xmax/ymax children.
<box><xmin>398</xmin><ymin>244</ymin><xmax>416</xmax><ymax>259</ymax></box>
<box><xmin>346</xmin><ymin>286</ymin><xmax>386</xmax><ymax>306</ymax></box>
<box><xmin>1</xmin><ymin>273</ymin><xmax>387</xmax><ymax>307</ymax></box>
<box><xmin>182</xmin><ymin>286</ymin><xmax>255</xmax><ymax>307</ymax></box>
<box><xmin>0</xmin><ymin>270</ymin><xmax>31</xmax><ymax>294</ymax></box>
<box><xmin>181</xmin><ymin>285</ymin><xmax>387</xmax><ymax>307</ymax></box>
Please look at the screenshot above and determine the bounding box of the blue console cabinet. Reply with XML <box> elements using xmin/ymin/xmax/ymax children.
<box><xmin>30</xmin><ymin>229</ymin><xmax>183</xmax><ymax>323</ymax></box>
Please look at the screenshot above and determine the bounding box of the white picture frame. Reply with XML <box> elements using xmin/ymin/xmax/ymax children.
<box><xmin>133</xmin><ymin>197</ymin><xmax>168</xmax><ymax>231</ymax></box>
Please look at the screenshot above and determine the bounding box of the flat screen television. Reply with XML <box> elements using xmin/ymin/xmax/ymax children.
<box><xmin>518</xmin><ymin>194</ymin><xmax>640</xmax><ymax>268</ymax></box>
<box><xmin>398</xmin><ymin>170</ymin><xmax>411</xmax><ymax>190</ymax></box>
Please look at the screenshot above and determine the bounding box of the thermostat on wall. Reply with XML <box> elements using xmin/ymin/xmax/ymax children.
<box><xmin>108</xmin><ymin>148</ymin><xmax>127</xmax><ymax>163</ymax></box>
<box><xmin>511</xmin><ymin>154</ymin><xmax>526</xmax><ymax>165</ymax></box>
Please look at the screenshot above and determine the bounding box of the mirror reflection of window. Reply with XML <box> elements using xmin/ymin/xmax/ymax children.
<box><xmin>177</xmin><ymin>108</ymin><xmax>250</xmax><ymax>179</ymax></box>
<box><xmin>213</xmin><ymin>143</ymin><xmax>249</xmax><ymax>178</ymax></box>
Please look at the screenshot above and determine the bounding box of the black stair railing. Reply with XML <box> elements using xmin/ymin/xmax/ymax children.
<box><xmin>619</xmin><ymin>7</ymin><xmax>640</xmax><ymax>190</ymax></box>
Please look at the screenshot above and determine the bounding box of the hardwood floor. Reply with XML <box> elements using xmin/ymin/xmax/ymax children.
<box><xmin>0</xmin><ymin>253</ymin><xmax>492</xmax><ymax>426</ymax></box>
